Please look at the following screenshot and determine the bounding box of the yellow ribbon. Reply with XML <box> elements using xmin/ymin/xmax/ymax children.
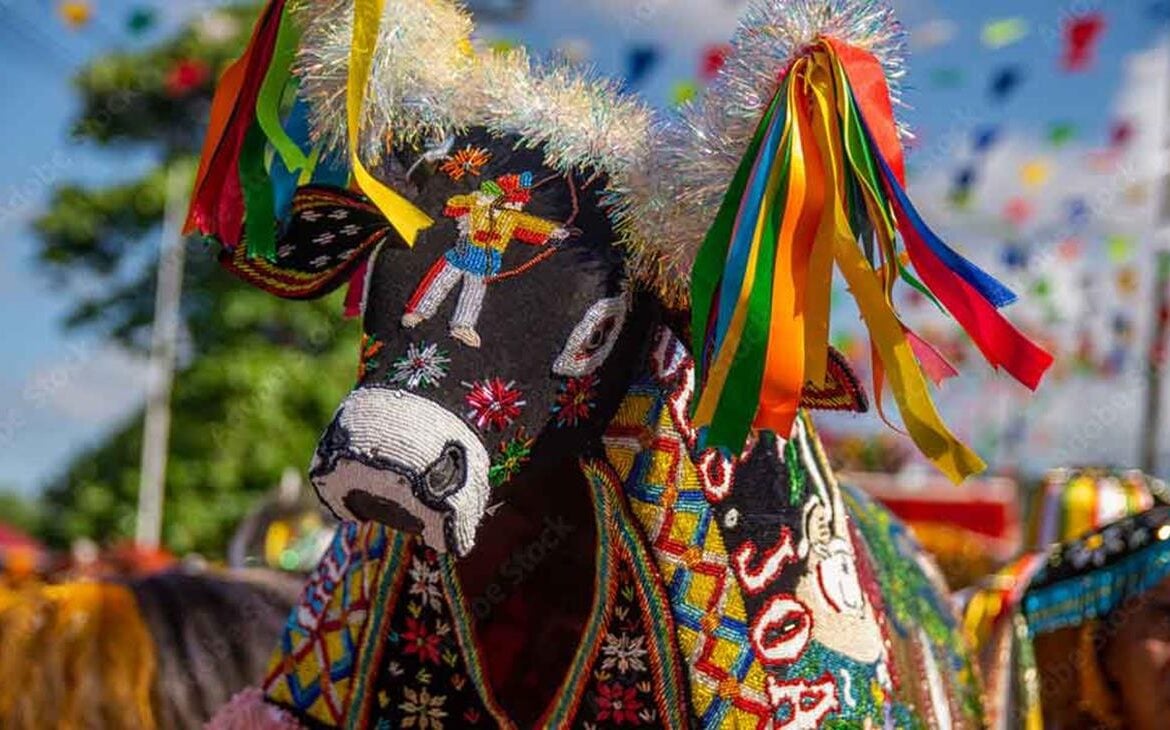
<box><xmin>800</xmin><ymin>55</ymin><xmax>837</xmax><ymax>389</ymax></box>
<box><xmin>348</xmin><ymin>0</ymin><xmax>433</xmax><ymax>245</ymax></box>
<box><xmin>807</xmin><ymin>53</ymin><xmax>985</xmax><ymax>483</ymax></box>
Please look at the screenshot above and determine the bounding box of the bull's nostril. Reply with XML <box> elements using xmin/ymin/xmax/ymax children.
<box><xmin>425</xmin><ymin>443</ymin><xmax>466</xmax><ymax>500</ymax></box>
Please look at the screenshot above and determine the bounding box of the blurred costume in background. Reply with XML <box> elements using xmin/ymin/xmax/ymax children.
<box><xmin>846</xmin><ymin>470</ymin><xmax>1023</xmax><ymax>590</ymax></box>
<box><xmin>228</xmin><ymin>468</ymin><xmax>337</xmax><ymax>574</ymax></box>
<box><xmin>963</xmin><ymin>473</ymin><xmax>1170</xmax><ymax>730</ymax></box>
<box><xmin>1024</xmin><ymin>467</ymin><xmax>1165</xmax><ymax>550</ymax></box>
<box><xmin>0</xmin><ymin>569</ymin><xmax>302</xmax><ymax>730</ymax></box>
<box><xmin>187</xmin><ymin>0</ymin><xmax>1052</xmax><ymax>725</ymax></box>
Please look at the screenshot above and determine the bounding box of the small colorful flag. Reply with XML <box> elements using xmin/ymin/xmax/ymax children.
<box><xmin>911</xmin><ymin>19</ymin><xmax>958</xmax><ymax>51</ymax></box>
<box><xmin>1110</xmin><ymin>120</ymin><xmax>1135</xmax><ymax>148</ymax></box>
<box><xmin>1058</xmin><ymin>238</ymin><xmax>1083</xmax><ymax>261</ymax></box>
<box><xmin>701</xmin><ymin>44</ymin><xmax>731</xmax><ymax>80</ymax></box>
<box><xmin>931</xmin><ymin>67</ymin><xmax>964</xmax><ymax>89</ymax></box>
<box><xmin>127</xmin><ymin>7</ymin><xmax>157</xmax><ymax>35</ymax></box>
<box><xmin>1063</xmin><ymin>13</ymin><xmax>1106</xmax><ymax>72</ymax></box>
<box><xmin>1004</xmin><ymin>197</ymin><xmax>1034</xmax><ymax>226</ymax></box>
<box><xmin>1107</xmin><ymin>234</ymin><xmax>1135</xmax><ymax>264</ymax></box>
<box><xmin>625</xmin><ymin>45</ymin><xmax>660</xmax><ymax>88</ymax></box>
<box><xmin>165</xmin><ymin>59</ymin><xmax>211</xmax><ymax>97</ymax></box>
<box><xmin>58</xmin><ymin>0</ymin><xmax>92</xmax><ymax>29</ymax></box>
<box><xmin>669</xmin><ymin>79</ymin><xmax>698</xmax><ymax>107</ymax></box>
<box><xmin>972</xmin><ymin>125</ymin><xmax>1001</xmax><ymax>154</ymax></box>
<box><xmin>1048</xmin><ymin>122</ymin><xmax>1078</xmax><ymax>147</ymax></box>
<box><xmin>989</xmin><ymin>66</ymin><xmax>1024</xmax><ymax>102</ymax></box>
<box><xmin>1020</xmin><ymin>159</ymin><xmax>1051</xmax><ymax>189</ymax></box>
<box><xmin>1066</xmin><ymin>198</ymin><xmax>1091</xmax><ymax>227</ymax></box>
<box><xmin>982</xmin><ymin>18</ymin><xmax>1029</xmax><ymax>49</ymax></box>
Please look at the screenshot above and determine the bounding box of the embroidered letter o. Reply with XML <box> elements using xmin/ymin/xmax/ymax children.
<box><xmin>751</xmin><ymin>595</ymin><xmax>812</xmax><ymax>666</ymax></box>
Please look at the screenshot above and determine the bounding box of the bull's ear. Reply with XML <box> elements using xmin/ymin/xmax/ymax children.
<box><xmin>799</xmin><ymin>347</ymin><xmax>869</xmax><ymax>414</ymax></box>
<box><xmin>218</xmin><ymin>185</ymin><xmax>407</xmax><ymax>300</ymax></box>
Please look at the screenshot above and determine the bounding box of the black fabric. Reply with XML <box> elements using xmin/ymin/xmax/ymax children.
<box><xmin>220</xmin><ymin>186</ymin><xmax>397</xmax><ymax>299</ymax></box>
<box><xmin>1030</xmin><ymin>506</ymin><xmax>1170</xmax><ymax>589</ymax></box>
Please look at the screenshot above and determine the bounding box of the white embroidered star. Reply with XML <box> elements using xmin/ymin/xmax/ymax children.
<box><xmin>390</xmin><ymin>342</ymin><xmax>451</xmax><ymax>390</ymax></box>
<box><xmin>313</xmin><ymin>231</ymin><xmax>337</xmax><ymax>246</ymax></box>
<box><xmin>328</xmin><ymin>209</ymin><xmax>350</xmax><ymax>220</ymax></box>
<box><xmin>408</xmin><ymin>557</ymin><xmax>443</xmax><ymax>610</ymax></box>
<box><xmin>599</xmin><ymin>632</ymin><xmax>648</xmax><ymax>674</ymax></box>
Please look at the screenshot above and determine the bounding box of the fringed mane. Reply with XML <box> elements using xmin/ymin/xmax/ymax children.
<box><xmin>291</xmin><ymin>0</ymin><xmax>653</xmax><ymax>181</ymax></box>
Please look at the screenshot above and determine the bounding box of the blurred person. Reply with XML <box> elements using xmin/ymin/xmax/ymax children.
<box><xmin>964</xmin><ymin>503</ymin><xmax>1170</xmax><ymax>730</ymax></box>
<box><xmin>0</xmin><ymin>567</ymin><xmax>301</xmax><ymax>730</ymax></box>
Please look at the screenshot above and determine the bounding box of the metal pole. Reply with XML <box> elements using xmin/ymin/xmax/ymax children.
<box><xmin>1142</xmin><ymin>251</ymin><xmax>1170</xmax><ymax>474</ymax></box>
<box><xmin>1142</xmin><ymin>36</ymin><xmax>1170</xmax><ymax>475</ymax></box>
<box><xmin>135</xmin><ymin>164</ymin><xmax>189</xmax><ymax>548</ymax></box>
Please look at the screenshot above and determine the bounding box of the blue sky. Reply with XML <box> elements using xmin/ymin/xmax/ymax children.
<box><xmin>1</xmin><ymin>0</ymin><xmax>1167</xmax><ymax>494</ymax></box>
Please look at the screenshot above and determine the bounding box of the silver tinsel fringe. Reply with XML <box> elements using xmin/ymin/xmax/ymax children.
<box><xmin>289</xmin><ymin>0</ymin><xmax>906</xmax><ymax>307</ymax></box>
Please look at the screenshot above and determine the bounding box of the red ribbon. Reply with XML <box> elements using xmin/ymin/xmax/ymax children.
<box><xmin>185</xmin><ymin>0</ymin><xmax>287</xmax><ymax>245</ymax></box>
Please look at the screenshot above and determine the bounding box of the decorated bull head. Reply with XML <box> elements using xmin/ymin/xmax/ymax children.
<box><xmin>187</xmin><ymin>0</ymin><xmax>1049</xmax><ymax>562</ymax></box>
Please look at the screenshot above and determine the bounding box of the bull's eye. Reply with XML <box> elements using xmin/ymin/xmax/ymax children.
<box><xmin>584</xmin><ymin>316</ymin><xmax>617</xmax><ymax>355</ymax></box>
<box><xmin>552</xmin><ymin>295</ymin><xmax>629</xmax><ymax>377</ymax></box>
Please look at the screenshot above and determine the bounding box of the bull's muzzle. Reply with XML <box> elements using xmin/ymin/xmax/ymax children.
<box><xmin>309</xmin><ymin>387</ymin><xmax>491</xmax><ymax>556</ymax></box>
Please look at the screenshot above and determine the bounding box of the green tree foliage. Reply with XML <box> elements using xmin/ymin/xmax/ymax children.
<box><xmin>31</xmin><ymin>5</ymin><xmax>359</xmax><ymax>556</ymax></box>
<box><xmin>0</xmin><ymin>490</ymin><xmax>45</xmax><ymax>539</ymax></box>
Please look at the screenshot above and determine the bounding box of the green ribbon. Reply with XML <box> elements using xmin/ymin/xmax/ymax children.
<box><xmin>690</xmin><ymin>94</ymin><xmax>782</xmax><ymax>402</ymax></box>
<box><xmin>706</xmin><ymin>130</ymin><xmax>793</xmax><ymax>451</ymax></box>
<box><xmin>255</xmin><ymin>4</ymin><xmax>309</xmax><ymax>174</ymax></box>
<box><xmin>239</xmin><ymin>123</ymin><xmax>277</xmax><ymax>261</ymax></box>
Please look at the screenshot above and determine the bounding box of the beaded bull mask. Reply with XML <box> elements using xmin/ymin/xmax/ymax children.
<box><xmin>190</xmin><ymin>0</ymin><xmax>1047</xmax><ymax>726</ymax></box>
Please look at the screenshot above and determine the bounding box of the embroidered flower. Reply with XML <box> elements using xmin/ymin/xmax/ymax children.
<box><xmin>440</xmin><ymin>145</ymin><xmax>491</xmax><ymax>181</ymax></box>
<box><xmin>488</xmin><ymin>431</ymin><xmax>535</xmax><ymax>488</ymax></box>
<box><xmin>401</xmin><ymin>617</ymin><xmax>442</xmax><ymax>665</ymax></box>
<box><xmin>595</xmin><ymin>683</ymin><xmax>643</xmax><ymax>725</ymax></box>
<box><xmin>358</xmin><ymin>334</ymin><xmax>384</xmax><ymax>381</ymax></box>
<box><xmin>391</xmin><ymin>342</ymin><xmax>451</xmax><ymax>390</ymax></box>
<box><xmin>408</xmin><ymin>557</ymin><xmax>443</xmax><ymax>610</ymax></box>
<box><xmin>552</xmin><ymin>375</ymin><xmax>597</xmax><ymax>428</ymax></box>
<box><xmin>399</xmin><ymin>687</ymin><xmax>447</xmax><ymax>729</ymax></box>
<box><xmin>464</xmin><ymin>379</ymin><xmax>526</xmax><ymax>431</ymax></box>
<box><xmin>600</xmin><ymin>632</ymin><xmax>648</xmax><ymax>674</ymax></box>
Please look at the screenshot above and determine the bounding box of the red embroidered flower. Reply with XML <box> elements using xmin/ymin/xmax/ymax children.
<box><xmin>464</xmin><ymin>379</ymin><xmax>526</xmax><ymax>431</ymax></box>
<box><xmin>595</xmin><ymin>683</ymin><xmax>642</xmax><ymax>725</ymax></box>
<box><xmin>552</xmin><ymin>375</ymin><xmax>597</xmax><ymax>428</ymax></box>
<box><xmin>401</xmin><ymin>617</ymin><xmax>441</xmax><ymax>665</ymax></box>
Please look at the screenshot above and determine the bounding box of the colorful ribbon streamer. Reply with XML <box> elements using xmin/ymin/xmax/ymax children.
<box><xmin>690</xmin><ymin>38</ymin><xmax>1052</xmax><ymax>482</ymax></box>
<box><xmin>185</xmin><ymin>0</ymin><xmax>433</xmax><ymax>258</ymax></box>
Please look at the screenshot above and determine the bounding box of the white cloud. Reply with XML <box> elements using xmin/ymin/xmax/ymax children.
<box><xmin>30</xmin><ymin>343</ymin><xmax>149</xmax><ymax>425</ymax></box>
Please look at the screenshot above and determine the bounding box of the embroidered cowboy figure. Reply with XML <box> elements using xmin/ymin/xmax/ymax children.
<box><xmin>403</xmin><ymin>172</ymin><xmax>569</xmax><ymax>348</ymax></box>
